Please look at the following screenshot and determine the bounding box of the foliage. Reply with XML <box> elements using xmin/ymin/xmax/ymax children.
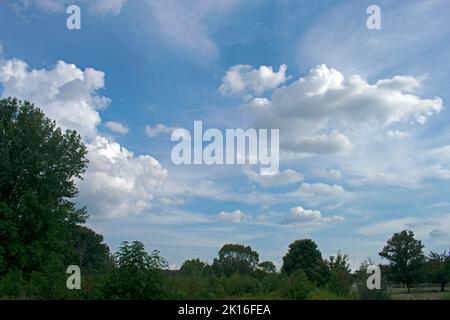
<box><xmin>281</xmin><ymin>269</ymin><xmax>315</xmax><ymax>300</ymax></box>
<box><xmin>258</xmin><ymin>261</ymin><xmax>277</xmax><ymax>273</ymax></box>
<box><xmin>103</xmin><ymin>241</ymin><xmax>168</xmax><ymax>299</ymax></box>
<box><xmin>426</xmin><ymin>251</ymin><xmax>450</xmax><ymax>292</ymax></box>
<box><xmin>281</xmin><ymin>239</ymin><xmax>330</xmax><ymax>286</ymax></box>
<box><xmin>379</xmin><ymin>230</ymin><xmax>426</xmax><ymax>292</ymax></box>
<box><xmin>326</xmin><ymin>251</ymin><xmax>352</xmax><ymax>296</ymax></box>
<box><xmin>212</xmin><ymin>244</ymin><xmax>259</xmax><ymax>277</ymax></box>
<box><xmin>0</xmin><ymin>98</ymin><xmax>88</xmax><ymax>275</ymax></box>
<box><xmin>355</xmin><ymin>260</ymin><xmax>391</xmax><ymax>300</ymax></box>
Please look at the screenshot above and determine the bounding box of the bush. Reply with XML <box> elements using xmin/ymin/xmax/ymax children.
<box><xmin>0</xmin><ymin>271</ymin><xmax>26</xmax><ymax>298</ymax></box>
<box><xmin>281</xmin><ymin>269</ymin><xmax>315</xmax><ymax>299</ymax></box>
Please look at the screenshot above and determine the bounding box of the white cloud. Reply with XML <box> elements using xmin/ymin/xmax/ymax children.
<box><xmin>355</xmin><ymin>214</ymin><xmax>450</xmax><ymax>243</ymax></box>
<box><xmin>217</xmin><ymin>210</ymin><xmax>249</xmax><ymax>223</ymax></box>
<box><xmin>144</xmin><ymin>0</ymin><xmax>239</xmax><ymax>60</ymax></box>
<box><xmin>281</xmin><ymin>206</ymin><xmax>345</xmax><ymax>225</ymax></box>
<box><xmin>89</xmin><ymin>0</ymin><xmax>127</xmax><ymax>16</ymax></box>
<box><xmin>245</xmin><ymin>168</ymin><xmax>303</xmax><ymax>188</ymax></box>
<box><xmin>354</xmin><ymin>217</ymin><xmax>417</xmax><ymax>236</ymax></box>
<box><xmin>78</xmin><ymin>136</ymin><xmax>168</xmax><ymax>219</ymax></box>
<box><xmin>105</xmin><ymin>121</ymin><xmax>129</xmax><ymax>135</ymax></box>
<box><xmin>239</xmin><ymin>64</ymin><xmax>444</xmax><ymax>186</ymax></box>
<box><xmin>296</xmin><ymin>182</ymin><xmax>346</xmax><ymax>198</ymax></box>
<box><xmin>0</xmin><ymin>58</ymin><xmax>109</xmax><ymax>138</ymax></box>
<box><xmin>0</xmin><ymin>55</ymin><xmax>169</xmax><ymax>219</ymax></box>
<box><xmin>219</xmin><ymin>64</ymin><xmax>288</xmax><ymax>96</ymax></box>
<box><xmin>145</xmin><ymin>123</ymin><xmax>177</xmax><ymax>138</ymax></box>
<box><xmin>385</xmin><ymin>130</ymin><xmax>410</xmax><ymax>140</ymax></box>
<box><xmin>313</xmin><ymin>168</ymin><xmax>342</xmax><ymax>179</ymax></box>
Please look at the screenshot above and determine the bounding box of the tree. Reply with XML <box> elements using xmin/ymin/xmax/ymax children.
<box><xmin>426</xmin><ymin>251</ymin><xmax>450</xmax><ymax>292</ymax></box>
<box><xmin>281</xmin><ymin>239</ymin><xmax>330</xmax><ymax>286</ymax></box>
<box><xmin>212</xmin><ymin>244</ymin><xmax>259</xmax><ymax>277</ymax></box>
<box><xmin>180</xmin><ymin>259</ymin><xmax>208</xmax><ymax>276</ymax></box>
<box><xmin>70</xmin><ymin>225</ymin><xmax>112</xmax><ymax>271</ymax></box>
<box><xmin>0</xmin><ymin>98</ymin><xmax>88</xmax><ymax>274</ymax></box>
<box><xmin>104</xmin><ymin>241</ymin><xmax>168</xmax><ymax>299</ymax></box>
<box><xmin>258</xmin><ymin>261</ymin><xmax>276</xmax><ymax>273</ymax></box>
<box><xmin>379</xmin><ymin>230</ymin><xmax>425</xmax><ymax>292</ymax></box>
<box><xmin>281</xmin><ymin>269</ymin><xmax>315</xmax><ymax>300</ymax></box>
<box><xmin>326</xmin><ymin>251</ymin><xmax>352</xmax><ymax>296</ymax></box>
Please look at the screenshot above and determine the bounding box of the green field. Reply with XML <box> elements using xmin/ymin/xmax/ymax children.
<box><xmin>390</xmin><ymin>287</ymin><xmax>450</xmax><ymax>300</ymax></box>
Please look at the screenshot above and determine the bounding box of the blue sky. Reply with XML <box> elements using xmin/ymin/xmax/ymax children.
<box><xmin>1</xmin><ymin>0</ymin><xmax>450</xmax><ymax>269</ymax></box>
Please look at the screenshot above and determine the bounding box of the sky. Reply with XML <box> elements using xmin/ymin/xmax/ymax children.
<box><xmin>1</xmin><ymin>0</ymin><xmax>450</xmax><ymax>270</ymax></box>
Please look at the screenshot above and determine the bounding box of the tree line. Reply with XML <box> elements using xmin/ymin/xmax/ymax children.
<box><xmin>0</xmin><ymin>98</ymin><xmax>449</xmax><ymax>299</ymax></box>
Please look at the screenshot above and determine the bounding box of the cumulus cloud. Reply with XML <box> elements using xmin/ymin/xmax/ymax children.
<box><xmin>77</xmin><ymin>136</ymin><xmax>168</xmax><ymax>218</ymax></box>
<box><xmin>0</xmin><ymin>58</ymin><xmax>109</xmax><ymax>138</ymax></box>
<box><xmin>145</xmin><ymin>123</ymin><xmax>177</xmax><ymax>138</ymax></box>
<box><xmin>217</xmin><ymin>210</ymin><xmax>249</xmax><ymax>223</ymax></box>
<box><xmin>0</xmin><ymin>55</ymin><xmax>169</xmax><ymax>219</ymax></box>
<box><xmin>249</xmin><ymin>65</ymin><xmax>442</xmax><ymax>155</ymax></box>
<box><xmin>245</xmin><ymin>169</ymin><xmax>303</xmax><ymax>188</ymax></box>
<box><xmin>220</xmin><ymin>64</ymin><xmax>288</xmax><ymax>96</ymax></box>
<box><xmin>105</xmin><ymin>121</ymin><xmax>129</xmax><ymax>135</ymax></box>
<box><xmin>281</xmin><ymin>206</ymin><xmax>344</xmax><ymax>225</ymax></box>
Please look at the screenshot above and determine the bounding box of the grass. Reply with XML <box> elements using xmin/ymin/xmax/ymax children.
<box><xmin>390</xmin><ymin>287</ymin><xmax>450</xmax><ymax>300</ymax></box>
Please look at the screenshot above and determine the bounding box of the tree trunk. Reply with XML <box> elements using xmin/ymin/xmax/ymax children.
<box><xmin>441</xmin><ymin>283</ymin><xmax>445</xmax><ymax>292</ymax></box>
<box><xmin>407</xmin><ymin>283</ymin><xmax>410</xmax><ymax>293</ymax></box>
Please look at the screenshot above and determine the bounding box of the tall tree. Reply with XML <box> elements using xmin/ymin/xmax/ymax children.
<box><xmin>212</xmin><ymin>244</ymin><xmax>259</xmax><ymax>276</ymax></box>
<box><xmin>281</xmin><ymin>239</ymin><xmax>330</xmax><ymax>286</ymax></box>
<box><xmin>426</xmin><ymin>251</ymin><xmax>450</xmax><ymax>292</ymax></box>
<box><xmin>104</xmin><ymin>241</ymin><xmax>168</xmax><ymax>299</ymax></box>
<box><xmin>0</xmin><ymin>98</ymin><xmax>88</xmax><ymax>274</ymax></box>
<box><xmin>379</xmin><ymin>230</ymin><xmax>425</xmax><ymax>292</ymax></box>
<box><xmin>70</xmin><ymin>225</ymin><xmax>112</xmax><ymax>271</ymax></box>
<box><xmin>327</xmin><ymin>251</ymin><xmax>352</xmax><ymax>296</ymax></box>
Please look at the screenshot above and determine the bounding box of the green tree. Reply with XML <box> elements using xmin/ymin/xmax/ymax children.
<box><xmin>212</xmin><ymin>244</ymin><xmax>259</xmax><ymax>277</ymax></box>
<box><xmin>0</xmin><ymin>98</ymin><xmax>88</xmax><ymax>275</ymax></box>
<box><xmin>281</xmin><ymin>239</ymin><xmax>330</xmax><ymax>286</ymax></box>
<box><xmin>426</xmin><ymin>251</ymin><xmax>450</xmax><ymax>292</ymax></box>
<box><xmin>258</xmin><ymin>261</ymin><xmax>276</xmax><ymax>273</ymax></box>
<box><xmin>327</xmin><ymin>251</ymin><xmax>352</xmax><ymax>296</ymax></box>
<box><xmin>179</xmin><ymin>258</ymin><xmax>208</xmax><ymax>276</ymax></box>
<box><xmin>70</xmin><ymin>225</ymin><xmax>112</xmax><ymax>271</ymax></box>
<box><xmin>104</xmin><ymin>241</ymin><xmax>168</xmax><ymax>299</ymax></box>
<box><xmin>281</xmin><ymin>269</ymin><xmax>315</xmax><ymax>300</ymax></box>
<box><xmin>379</xmin><ymin>230</ymin><xmax>425</xmax><ymax>292</ymax></box>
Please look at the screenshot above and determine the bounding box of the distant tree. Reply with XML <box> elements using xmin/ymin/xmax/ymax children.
<box><xmin>258</xmin><ymin>261</ymin><xmax>276</xmax><ymax>273</ymax></box>
<box><xmin>180</xmin><ymin>259</ymin><xmax>208</xmax><ymax>276</ymax></box>
<box><xmin>0</xmin><ymin>98</ymin><xmax>88</xmax><ymax>274</ymax></box>
<box><xmin>70</xmin><ymin>225</ymin><xmax>112</xmax><ymax>271</ymax></box>
<box><xmin>426</xmin><ymin>251</ymin><xmax>450</xmax><ymax>292</ymax></box>
<box><xmin>379</xmin><ymin>230</ymin><xmax>426</xmax><ymax>292</ymax></box>
<box><xmin>212</xmin><ymin>244</ymin><xmax>259</xmax><ymax>276</ymax></box>
<box><xmin>281</xmin><ymin>239</ymin><xmax>330</xmax><ymax>286</ymax></box>
<box><xmin>326</xmin><ymin>251</ymin><xmax>352</xmax><ymax>296</ymax></box>
<box><xmin>104</xmin><ymin>241</ymin><xmax>168</xmax><ymax>299</ymax></box>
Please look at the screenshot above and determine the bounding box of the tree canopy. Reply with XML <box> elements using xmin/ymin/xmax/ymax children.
<box><xmin>379</xmin><ymin>230</ymin><xmax>426</xmax><ymax>292</ymax></box>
